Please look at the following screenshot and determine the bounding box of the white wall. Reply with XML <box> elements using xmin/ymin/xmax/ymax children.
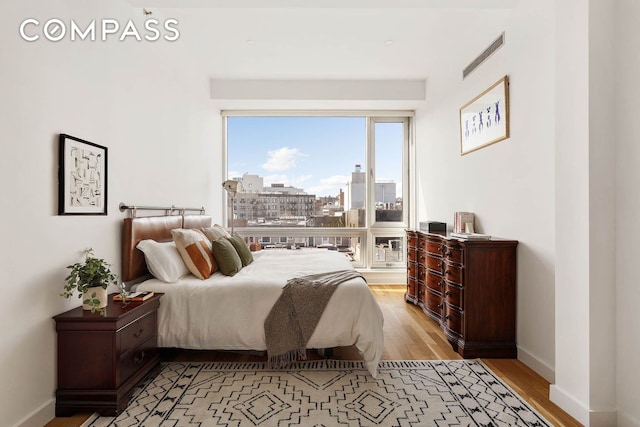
<box><xmin>415</xmin><ymin>0</ymin><xmax>557</xmax><ymax>380</ymax></box>
<box><xmin>615</xmin><ymin>1</ymin><xmax>640</xmax><ymax>425</ymax></box>
<box><xmin>0</xmin><ymin>2</ymin><xmax>219</xmax><ymax>426</ymax></box>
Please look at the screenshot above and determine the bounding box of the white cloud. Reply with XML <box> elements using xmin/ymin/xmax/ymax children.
<box><xmin>306</xmin><ymin>174</ymin><xmax>350</xmax><ymax>196</ymax></box>
<box><xmin>262</xmin><ymin>147</ymin><xmax>306</xmax><ymax>172</ymax></box>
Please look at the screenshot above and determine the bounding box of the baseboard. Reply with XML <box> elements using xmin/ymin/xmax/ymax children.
<box><xmin>588</xmin><ymin>409</ymin><xmax>617</xmax><ymax>427</ymax></box>
<box><xmin>549</xmin><ymin>385</ymin><xmax>618</xmax><ymax>427</ymax></box>
<box><xmin>550</xmin><ymin>384</ymin><xmax>589</xmax><ymax>426</ymax></box>
<box><xmin>12</xmin><ymin>399</ymin><xmax>54</xmax><ymax>427</ymax></box>
<box><xmin>516</xmin><ymin>345</ymin><xmax>555</xmax><ymax>383</ymax></box>
<box><xmin>618</xmin><ymin>410</ymin><xmax>640</xmax><ymax>427</ymax></box>
<box><xmin>359</xmin><ymin>270</ymin><xmax>405</xmax><ymax>285</ymax></box>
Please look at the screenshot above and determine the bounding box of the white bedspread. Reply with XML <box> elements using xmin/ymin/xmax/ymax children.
<box><xmin>136</xmin><ymin>249</ymin><xmax>384</xmax><ymax>376</ymax></box>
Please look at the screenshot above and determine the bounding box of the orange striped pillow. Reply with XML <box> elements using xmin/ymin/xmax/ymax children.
<box><xmin>171</xmin><ymin>229</ymin><xmax>216</xmax><ymax>279</ymax></box>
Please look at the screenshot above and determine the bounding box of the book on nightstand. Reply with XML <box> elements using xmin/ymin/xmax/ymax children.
<box><xmin>113</xmin><ymin>291</ymin><xmax>154</xmax><ymax>302</ymax></box>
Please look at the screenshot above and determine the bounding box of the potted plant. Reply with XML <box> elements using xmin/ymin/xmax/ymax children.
<box><xmin>62</xmin><ymin>248</ymin><xmax>119</xmax><ymax>315</ymax></box>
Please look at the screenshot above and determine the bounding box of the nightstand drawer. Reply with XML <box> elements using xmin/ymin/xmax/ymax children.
<box><xmin>118</xmin><ymin>336</ymin><xmax>158</xmax><ymax>386</ymax></box>
<box><xmin>120</xmin><ymin>312</ymin><xmax>156</xmax><ymax>355</ymax></box>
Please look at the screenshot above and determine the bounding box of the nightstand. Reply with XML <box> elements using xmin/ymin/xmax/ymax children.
<box><xmin>53</xmin><ymin>293</ymin><xmax>163</xmax><ymax>416</ymax></box>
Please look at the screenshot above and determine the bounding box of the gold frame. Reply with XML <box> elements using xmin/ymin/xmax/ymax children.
<box><xmin>459</xmin><ymin>75</ymin><xmax>510</xmax><ymax>155</ymax></box>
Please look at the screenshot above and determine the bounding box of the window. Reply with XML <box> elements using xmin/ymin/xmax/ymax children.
<box><xmin>224</xmin><ymin>112</ymin><xmax>411</xmax><ymax>269</ymax></box>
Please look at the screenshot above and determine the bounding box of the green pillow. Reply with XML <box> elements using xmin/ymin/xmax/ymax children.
<box><xmin>211</xmin><ymin>238</ymin><xmax>243</xmax><ymax>276</ymax></box>
<box><xmin>227</xmin><ymin>235</ymin><xmax>254</xmax><ymax>266</ymax></box>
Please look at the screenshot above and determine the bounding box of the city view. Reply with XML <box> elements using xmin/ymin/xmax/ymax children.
<box><xmin>226</xmin><ymin>116</ymin><xmax>407</xmax><ymax>265</ymax></box>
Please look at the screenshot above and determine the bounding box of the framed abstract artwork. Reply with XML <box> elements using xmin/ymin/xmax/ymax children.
<box><xmin>58</xmin><ymin>133</ymin><xmax>108</xmax><ymax>215</ymax></box>
<box><xmin>459</xmin><ymin>75</ymin><xmax>510</xmax><ymax>155</ymax></box>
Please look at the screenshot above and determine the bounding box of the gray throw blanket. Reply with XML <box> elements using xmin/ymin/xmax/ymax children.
<box><xmin>264</xmin><ymin>269</ymin><xmax>365</xmax><ymax>368</ymax></box>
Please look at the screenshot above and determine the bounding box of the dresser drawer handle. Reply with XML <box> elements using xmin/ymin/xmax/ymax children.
<box><xmin>438</xmin><ymin>281</ymin><xmax>443</xmax><ymax>288</ymax></box>
<box><xmin>437</xmin><ymin>303</ymin><xmax>443</xmax><ymax>309</ymax></box>
<box><xmin>445</xmin><ymin>315</ymin><xmax>452</xmax><ymax>320</ymax></box>
<box><xmin>445</xmin><ymin>290</ymin><xmax>451</xmax><ymax>296</ymax></box>
<box><xmin>134</xmin><ymin>351</ymin><xmax>146</xmax><ymax>365</ymax></box>
<box><xmin>445</xmin><ymin>251</ymin><xmax>452</xmax><ymax>257</ymax></box>
<box><xmin>444</xmin><ymin>269</ymin><xmax>451</xmax><ymax>275</ymax></box>
<box><xmin>133</xmin><ymin>328</ymin><xmax>144</xmax><ymax>339</ymax></box>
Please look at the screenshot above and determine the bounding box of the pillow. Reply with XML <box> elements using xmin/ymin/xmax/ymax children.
<box><xmin>211</xmin><ymin>238</ymin><xmax>243</xmax><ymax>276</ymax></box>
<box><xmin>227</xmin><ymin>235</ymin><xmax>253</xmax><ymax>266</ymax></box>
<box><xmin>136</xmin><ymin>240</ymin><xmax>190</xmax><ymax>283</ymax></box>
<box><xmin>171</xmin><ymin>229</ymin><xmax>216</xmax><ymax>279</ymax></box>
<box><xmin>201</xmin><ymin>224</ymin><xmax>231</xmax><ymax>242</ymax></box>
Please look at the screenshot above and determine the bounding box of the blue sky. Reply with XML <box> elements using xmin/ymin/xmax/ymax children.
<box><xmin>227</xmin><ymin>116</ymin><xmax>403</xmax><ymax>197</ymax></box>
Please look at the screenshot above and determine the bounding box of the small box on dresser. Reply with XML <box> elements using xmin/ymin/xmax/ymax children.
<box><xmin>53</xmin><ymin>293</ymin><xmax>163</xmax><ymax>417</ymax></box>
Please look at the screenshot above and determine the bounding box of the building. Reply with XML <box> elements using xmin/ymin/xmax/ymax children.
<box><xmin>2</xmin><ymin>2</ymin><xmax>638</xmax><ymax>426</ymax></box>
<box><xmin>344</xmin><ymin>164</ymin><xmax>366</xmax><ymax>210</ymax></box>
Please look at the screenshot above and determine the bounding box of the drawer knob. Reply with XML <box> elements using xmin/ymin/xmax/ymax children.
<box><xmin>134</xmin><ymin>351</ymin><xmax>146</xmax><ymax>365</ymax></box>
<box><xmin>445</xmin><ymin>251</ymin><xmax>452</xmax><ymax>257</ymax></box>
<box><xmin>445</xmin><ymin>315</ymin><xmax>452</xmax><ymax>320</ymax></box>
<box><xmin>133</xmin><ymin>328</ymin><xmax>144</xmax><ymax>339</ymax></box>
<box><xmin>445</xmin><ymin>290</ymin><xmax>451</xmax><ymax>296</ymax></box>
<box><xmin>438</xmin><ymin>281</ymin><xmax>443</xmax><ymax>288</ymax></box>
<box><xmin>438</xmin><ymin>303</ymin><xmax>443</xmax><ymax>309</ymax></box>
<box><xmin>444</xmin><ymin>269</ymin><xmax>451</xmax><ymax>275</ymax></box>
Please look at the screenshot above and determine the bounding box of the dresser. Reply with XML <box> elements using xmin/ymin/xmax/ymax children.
<box><xmin>53</xmin><ymin>293</ymin><xmax>163</xmax><ymax>416</ymax></box>
<box><xmin>406</xmin><ymin>231</ymin><xmax>518</xmax><ymax>358</ymax></box>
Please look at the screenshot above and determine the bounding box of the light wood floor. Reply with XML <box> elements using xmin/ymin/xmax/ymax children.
<box><xmin>46</xmin><ymin>285</ymin><xmax>582</xmax><ymax>427</ymax></box>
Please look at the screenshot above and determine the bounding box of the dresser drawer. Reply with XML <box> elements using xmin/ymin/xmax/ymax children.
<box><xmin>118</xmin><ymin>336</ymin><xmax>158</xmax><ymax>386</ymax></box>
<box><xmin>445</xmin><ymin>306</ymin><xmax>463</xmax><ymax>336</ymax></box>
<box><xmin>407</xmin><ymin>261</ymin><xmax>417</xmax><ymax>280</ymax></box>
<box><xmin>407</xmin><ymin>232</ymin><xmax>417</xmax><ymax>249</ymax></box>
<box><xmin>426</xmin><ymin>271</ymin><xmax>444</xmax><ymax>292</ymax></box>
<box><xmin>425</xmin><ymin>254</ymin><xmax>444</xmax><ymax>273</ymax></box>
<box><xmin>444</xmin><ymin>244</ymin><xmax>463</xmax><ymax>265</ymax></box>
<box><xmin>424</xmin><ymin>239</ymin><xmax>444</xmax><ymax>256</ymax></box>
<box><xmin>417</xmin><ymin>248</ymin><xmax>427</xmax><ymax>266</ymax></box>
<box><xmin>119</xmin><ymin>312</ymin><xmax>156</xmax><ymax>356</ymax></box>
<box><xmin>408</xmin><ymin>247</ymin><xmax>418</xmax><ymax>263</ymax></box>
<box><xmin>425</xmin><ymin>290</ymin><xmax>443</xmax><ymax>317</ymax></box>
<box><xmin>443</xmin><ymin>263</ymin><xmax>462</xmax><ymax>285</ymax></box>
<box><xmin>445</xmin><ymin>284</ymin><xmax>463</xmax><ymax>310</ymax></box>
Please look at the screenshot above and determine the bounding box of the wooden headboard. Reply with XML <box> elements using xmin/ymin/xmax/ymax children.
<box><xmin>121</xmin><ymin>214</ymin><xmax>212</xmax><ymax>283</ymax></box>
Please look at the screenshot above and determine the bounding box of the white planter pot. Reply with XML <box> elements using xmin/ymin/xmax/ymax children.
<box><xmin>82</xmin><ymin>286</ymin><xmax>108</xmax><ymax>310</ymax></box>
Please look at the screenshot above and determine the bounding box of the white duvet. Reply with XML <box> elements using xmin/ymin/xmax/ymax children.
<box><xmin>136</xmin><ymin>249</ymin><xmax>384</xmax><ymax>376</ymax></box>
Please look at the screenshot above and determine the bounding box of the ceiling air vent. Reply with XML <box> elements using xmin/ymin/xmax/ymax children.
<box><xmin>462</xmin><ymin>32</ymin><xmax>505</xmax><ymax>79</ymax></box>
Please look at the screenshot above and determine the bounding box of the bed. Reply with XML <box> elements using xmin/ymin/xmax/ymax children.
<box><xmin>121</xmin><ymin>214</ymin><xmax>384</xmax><ymax>376</ymax></box>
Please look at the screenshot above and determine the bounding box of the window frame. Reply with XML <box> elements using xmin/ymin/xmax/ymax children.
<box><xmin>222</xmin><ymin>110</ymin><xmax>413</xmax><ymax>270</ymax></box>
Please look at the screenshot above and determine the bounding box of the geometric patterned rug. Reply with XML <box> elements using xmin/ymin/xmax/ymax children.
<box><xmin>84</xmin><ymin>360</ymin><xmax>552</xmax><ymax>426</ymax></box>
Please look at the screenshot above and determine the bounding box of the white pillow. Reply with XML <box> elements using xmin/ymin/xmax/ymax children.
<box><xmin>136</xmin><ymin>240</ymin><xmax>190</xmax><ymax>283</ymax></box>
